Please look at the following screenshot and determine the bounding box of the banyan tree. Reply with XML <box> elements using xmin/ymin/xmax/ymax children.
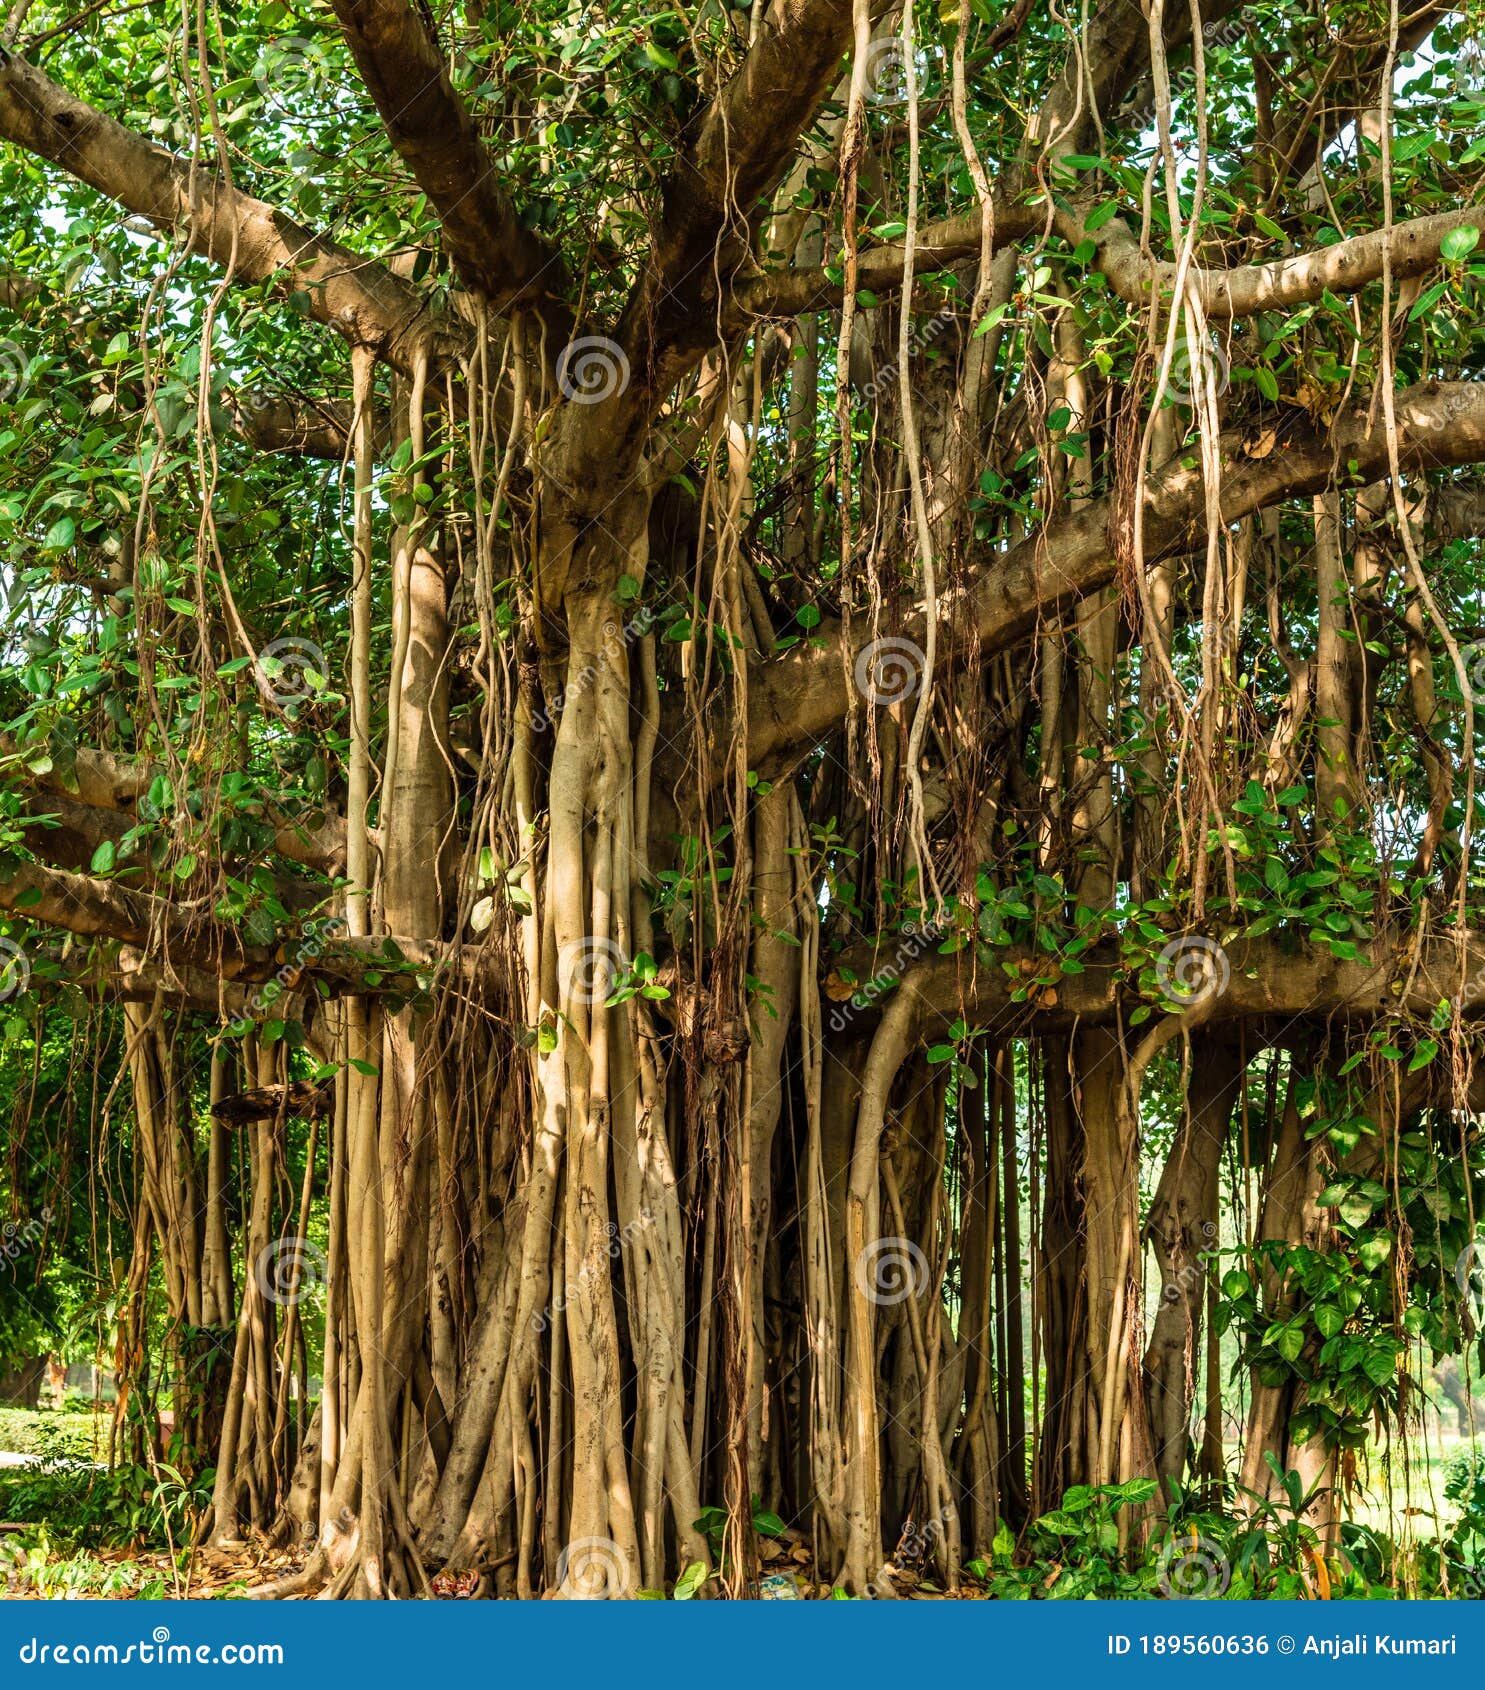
<box><xmin>2</xmin><ymin>0</ymin><xmax>1485</xmax><ymax>1600</ymax></box>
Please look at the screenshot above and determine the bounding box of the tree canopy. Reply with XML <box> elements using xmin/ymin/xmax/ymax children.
<box><xmin>1</xmin><ymin>0</ymin><xmax>1485</xmax><ymax>1601</ymax></box>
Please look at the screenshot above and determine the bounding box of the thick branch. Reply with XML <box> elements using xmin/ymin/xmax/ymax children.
<box><xmin>0</xmin><ymin>48</ymin><xmax>442</xmax><ymax>368</ymax></box>
<box><xmin>326</xmin><ymin>0</ymin><xmax>568</xmax><ymax>328</ymax></box>
<box><xmin>1081</xmin><ymin>206</ymin><xmax>1485</xmax><ymax>321</ymax></box>
<box><xmin>739</xmin><ymin>379</ymin><xmax>1485</xmax><ymax>776</ymax></box>
<box><xmin>839</xmin><ymin>930</ymin><xmax>1485</xmax><ymax>1038</ymax></box>
<box><xmin>617</xmin><ymin>0</ymin><xmax>894</xmax><ymax>393</ymax></box>
<box><xmin>1</xmin><ymin>736</ymin><xmax>345</xmax><ymax>876</ymax></box>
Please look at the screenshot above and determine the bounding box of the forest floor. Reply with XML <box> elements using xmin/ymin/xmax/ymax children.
<box><xmin>0</xmin><ymin>1410</ymin><xmax>1478</xmax><ymax>1600</ymax></box>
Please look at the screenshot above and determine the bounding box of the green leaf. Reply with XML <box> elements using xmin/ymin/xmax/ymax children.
<box><xmin>1407</xmin><ymin>1039</ymin><xmax>1438</xmax><ymax>1072</ymax></box>
<box><xmin>1276</xmin><ymin>1325</ymin><xmax>1305</xmax><ymax>1364</ymax></box>
<box><xmin>1338</xmin><ymin>1192</ymin><xmax>1375</xmax><ymax>1228</ymax></box>
<box><xmin>1441</xmin><ymin>225</ymin><xmax>1480</xmax><ymax>262</ymax></box>
<box><xmin>1408</xmin><ymin>279</ymin><xmax>1447</xmax><ymax>322</ymax></box>
<box><xmin>1362</xmin><ymin>1347</ymin><xmax>1396</xmax><ymax>1388</ymax></box>
<box><xmin>1356</xmin><ymin>1234</ymin><xmax>1393</xmax><ymax>1271</ymax></box>
<box><xmin>672</xmin><ymin>1560</ymin><xmax>708</xmax><ymax>1599</ymax></box>
<box><xmin>1314</xmin><ymin>1304</ymin><xmax>1346</xmax><ymax>1339</ymax></box>
<box><xmin>90</xmin><ymin>840</ymin><xmax>116</xmax><ymax>874</ymax></box>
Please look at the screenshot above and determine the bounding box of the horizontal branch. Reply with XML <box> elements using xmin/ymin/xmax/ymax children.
<box><xmin>1</xmin><ymin>736</ymin><xmax>345</xmax><ymax>876</ymax></box>
<box><xmin>852</xmin><ymin>929</ymin><xmax>1485</xmax><ymax>1040</ymax></box>
<box><xmin>0</xmin><ymin>856</ymin><xmax>435</xmax><ymax>999</ymax></box>
<box><xmin>0</xmin><ymin>47</ymin><xmax>446</xmax><ymax>370</ymax></box>
<box><xmin>732</xmin><ymin>202</ymin><xmax>1041</xmax><ymax>320</ymax></box>
<box><xmin>231</xmin><ymin>391</ymin><xmax>390</xmax><ymax>460</ymax></box>
<box><xmin>1078</xmin><ymin>204</ymin><xmax>1485</xmax><ymax>321</ymax></box>
<box><xmin>736</xmin><ymin>378</ymin><xmax>1485</xmax><ymax>777</ymax></box>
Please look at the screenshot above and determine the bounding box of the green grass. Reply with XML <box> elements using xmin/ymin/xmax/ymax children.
<box><xmin>0</xmin><ymin>1406</ymin><xmax>108</xmax><ymax>1460</ymax></box>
